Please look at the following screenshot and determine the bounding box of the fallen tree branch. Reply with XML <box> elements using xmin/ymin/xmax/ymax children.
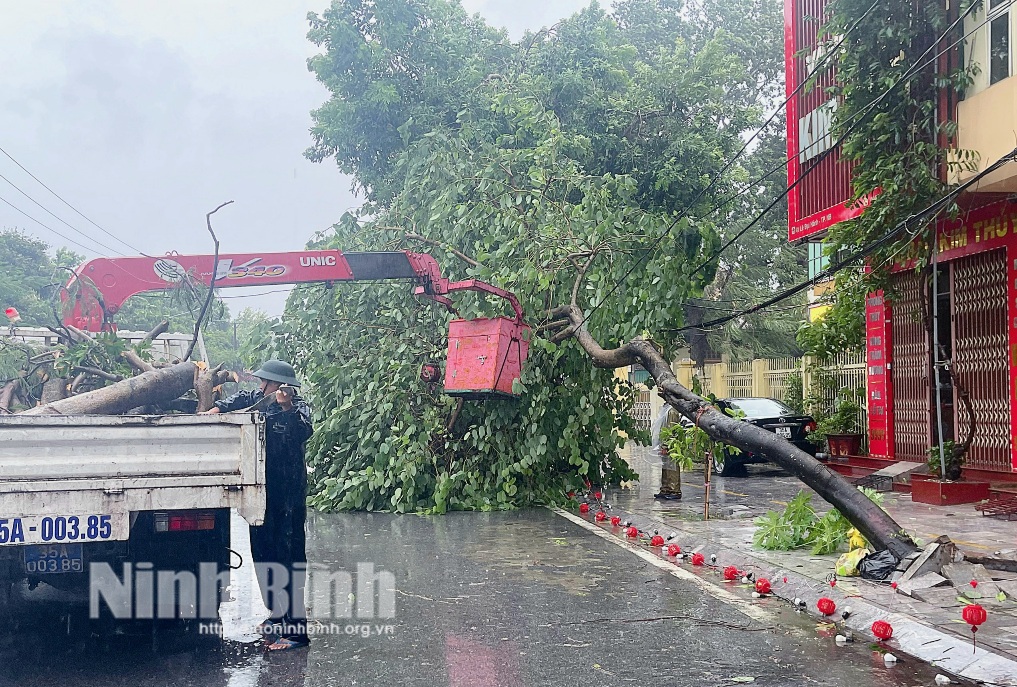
<box><xmin>0</xmin><ymin>380</ymin><xmax>18</xmax><ymax>414</ymax></box>
<box><xmin>122</xmin><ymin>350</ymin><xmax>155</xmax><ymax>373</ymax></box>
<box><xmin>139</xmin><ymin>320</ymin><xmax>170</xmax><ymax>346</ymax></box>
<box><xmin>21</xmin><ymin>362</ymin><xmax>199</xmax><ymax>416</ymax></box>
<box><xmin>72</xmin><ymin>366</ymin><xmax>125</xmax><ymax>384</ymax></box>
<box><xmin>547</xmin><ymin>304</ymin><xmax>919</xmax><ymax>560</ymax></box>
<box><xmin>184</xmin><ymin>200</ymin><xmax>233</xmax><ymax>362</ymax></box>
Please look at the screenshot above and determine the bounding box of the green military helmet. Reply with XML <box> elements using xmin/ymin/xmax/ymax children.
<box><xmin>253</xmin><ymin>359</ymin><xmax>301</xmax><ymax>387</ymax></box>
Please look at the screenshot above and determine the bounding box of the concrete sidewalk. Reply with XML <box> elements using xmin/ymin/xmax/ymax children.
<box><xmin>571</xmin><ymin>444</ymin><xmax>1017</xmax><ymax>685</ymax></box>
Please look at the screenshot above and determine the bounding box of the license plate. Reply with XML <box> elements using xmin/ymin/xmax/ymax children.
<box><xmin>0</xmin><ymin>514</ymin><xmax>127</xmax><ymax>547</ymax></box>
<box><xmin>24</xmin><ymin>543</ymin><xmax>84</xmax><ymax>574</ymax></box>
<box><xmin>775</xmin><ymin>426</ymin><xmax>793</xmax><ymax>438</ymax></box>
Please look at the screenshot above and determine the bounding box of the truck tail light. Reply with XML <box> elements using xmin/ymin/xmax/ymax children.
<box><xmin>154</xmin><ymin>511</ymin><xmax>217</xmax><ymax>532</ymax></box>
<box><xmin>805</xmin><ymin>421</ymin><xmax>817</xmax><ymax>434</ymax></box>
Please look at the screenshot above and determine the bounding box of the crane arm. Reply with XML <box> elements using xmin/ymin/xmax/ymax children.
<box><xmin>64</xmin><ymin>250</ymin><xmax>524</xmax><ymax>331</ymax></box>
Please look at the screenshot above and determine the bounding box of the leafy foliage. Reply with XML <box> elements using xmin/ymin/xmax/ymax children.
<box><xmin>290</xmin><ymin>0</ymin><xmax>787</xmax><ymax>511</ymax></box>
<box><xmin>754</xmin><ymin>488</ymin><xmax>884</xmax><ymax>554</ymax></box>
<box><xmin>0</xmin><ymin>230</ymin><xmax>82</xmax><ymax>326</ymax></box>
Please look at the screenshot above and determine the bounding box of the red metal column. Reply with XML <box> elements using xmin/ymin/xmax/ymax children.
<box><xmin>866</xmin><ymin>291</ymin><xmax>894</xmax><ymax>457</ymax></box>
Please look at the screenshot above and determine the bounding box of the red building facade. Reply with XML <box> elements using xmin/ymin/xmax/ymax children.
<box><xmin>785</xmin><ymin>0</ymin><xmax>1017</xmax><ymax>475</ymax></box>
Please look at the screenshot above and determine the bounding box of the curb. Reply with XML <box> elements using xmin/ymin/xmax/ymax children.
<box><xmin>554</xmin><ymin>506</ymin><xmax>1017</xmax><ymax>686</ymax></box>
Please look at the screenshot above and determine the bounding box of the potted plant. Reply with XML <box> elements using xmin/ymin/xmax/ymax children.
<box><xmin>808</xmin><ymin>392</ymin><xmax>864</xmax><ymax>457</ymax></box>
<box><xmin>912</xmin><ymin>440</ymin><xmax>990</xmax><ymax>505</ymax></box>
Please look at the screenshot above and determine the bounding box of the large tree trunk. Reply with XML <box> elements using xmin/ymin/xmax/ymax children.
<box><xmin>20</xmin><ymin>363</ymin><xmax>199</xmax><ymax>416</ymax></box>
<box><xmin>551</xmin><ymin>305</ymin><xmax>919</xmax><ymax>560</ymax></box>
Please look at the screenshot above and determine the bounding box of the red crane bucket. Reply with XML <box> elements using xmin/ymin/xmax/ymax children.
<box><xmin>444</xmin><ymin>317</ymin><xmax>529</xmax><ymax>399</ymax></box>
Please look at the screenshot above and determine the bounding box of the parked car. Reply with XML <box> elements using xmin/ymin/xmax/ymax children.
<box><xmin>665</xmin><ymin>398</ymin><xmax>817</xmax><ymax>476</ymax></box>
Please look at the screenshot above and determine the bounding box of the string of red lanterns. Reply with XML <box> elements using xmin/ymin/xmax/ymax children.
<box><xmin>570</xmin><ymin>494</ymin><xmax>904</xmax><ymax>651</ymax></box>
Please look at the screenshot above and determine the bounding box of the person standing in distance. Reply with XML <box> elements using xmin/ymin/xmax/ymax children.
<box><xmin>202</xmin><ymin>359</ymin><xmax>313</xmax><ymax>651</ymax></box>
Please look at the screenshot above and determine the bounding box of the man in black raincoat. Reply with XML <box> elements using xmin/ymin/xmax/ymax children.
<box><xmin>202</xmin><ymin>359</ymin><xmax>313</xmax><ymax>650</ymax></box>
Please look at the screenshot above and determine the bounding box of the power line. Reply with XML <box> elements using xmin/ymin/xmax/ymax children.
<box><xmin>0</xmin><ymin>170</ymin><xmax>122</xmax><ymax>255</ymax></box>
<box><xmin>577</xmin><ymin>0</ymin><xmax>988</xmax><ymax>335</ymax></box>
<box><xmin>0</xmin><ymin>145</ymin><xmax>148</xmax><ymax>256</ymax></box>
<box><xmin>688</xmin><ymin>0</ymin><xmax>985</xmax><ymax>279</ymax></box>
<box><xmin>0</xmin><ymin>194</ymin><xmax>110</xmax><ymax>255</ymax></box>
<box><xmin>575</xmin><ymin>0</ymin><xmax>883</xmax><ymax>324</ymax></box>
<box><xmin>673</xmin><ymin>149</ymin><xmax>1017</xmax><ymax>333</ymax></box>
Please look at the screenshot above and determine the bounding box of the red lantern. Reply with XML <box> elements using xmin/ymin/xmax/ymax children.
<box><xmin>963</xmin><ymin>604</ymin><xmax>987</xmax><ymax>652</ymax></box>
<box><xmin>594</xmin><ymin>511</ymin><xmax>607</xmax><ymax>522</ymax></box>
<box><xmin>723</xmin><ymin>566</ymin><xmax>739</xmax><ymax>581</ymax></box>
<box><xmin>593</xmin><ymin>491</ymin><xmax>603</xmax><ymax>500</ymax></box>
<box><xmin>963</xmin><ymin>603</ymin><xmax>987</xmax><ymax>628</ymax></box>
<box><xmin>817</xmin><ymin>597</ymin><xmax>836</xmax><ymax>616</ymax></box>
<box><xmin>755</xmin><ymin>578</ymin><xmax>772</xmax><ymax>595</ymax></box>
<box><xmin>579</xmin><ymin>503</ymin><xmax>590</xmax><ymax>514</ymax></box>
<box><xmin>625</xmin><ymin>526</ymin><xmax>639</xmax><ymax>538</ymax></box>
<box><xmin>667</xmin><ymin>544</ymin><xmax>681</xmax><ymax>557</ymax></box>
<box><xmin>871</xmin><ymin>620</ymin><xmax>893</xmax><ymax>641</ymax></box>
<box><xmin>691</xmin><ymin>553</ymin><xmax>705</xmax><ymax>566</ymax></box>
<box><xmin>610</xmin><ymin>516</ymin><xmax>621</xmax><ymax>526</ymax></box>
<box><xmin>650</xmin><ymin>535</ymin><xmax>665</xmax><ymax>547</ymax></box>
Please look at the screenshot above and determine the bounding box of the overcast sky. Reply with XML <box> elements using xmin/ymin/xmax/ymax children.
<box><xmin>0</xmin><ymin>0</ymin><xmax>592</xmax><ymax>317</ymax></box>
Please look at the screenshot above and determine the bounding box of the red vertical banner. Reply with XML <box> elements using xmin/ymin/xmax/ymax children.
<box><xmin>1009</xmin><ymin>245</ymin><xmax>1017</xmax><ymax>471</ymax></box>
<box><xmin>866</xmin><ymin>291</ymin><xmax>894</xmax><ymax>457</ymax></box>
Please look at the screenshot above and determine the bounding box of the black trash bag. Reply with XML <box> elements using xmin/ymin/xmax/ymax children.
<box><xmin>858</xmin><ymin>549</ymin><xmax>898</xmax><ymax>581</ymax></box>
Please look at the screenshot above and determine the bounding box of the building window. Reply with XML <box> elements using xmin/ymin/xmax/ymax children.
<box><xmin>990</xmin><ymin>0</ymin><xmax>1011</xmax><ymax>85</ymax></box>
<box><xmin>808</xmin><ymin>241</ymin><xmax>830</xmax><ymax>280</ymax></box>
<box><xmin>628</xmin><ymin>365</ymin><xmax>650</xmax><ymax>385</ymax></box>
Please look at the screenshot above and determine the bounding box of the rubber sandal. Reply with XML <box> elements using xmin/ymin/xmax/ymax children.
<box><xmin>267</xmin><ymin>636</ymin><xmax>310</xmax><ymax>652</ymax></box>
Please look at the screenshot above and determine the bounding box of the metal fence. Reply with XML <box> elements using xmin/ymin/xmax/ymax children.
<box><xmin>626</xmin><ymin>352</ymin><xmax>869</xmax><ymax>438</ymax></box>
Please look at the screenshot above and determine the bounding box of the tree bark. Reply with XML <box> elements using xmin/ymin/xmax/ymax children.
<box><xmin>0</xmin><ymin>381</ymin><xmax>17</xmax><ymax>414</ymax></box>
<box><xmin>194</xmin><ymin>363</ymin><xmax>235</xmax><ymax>412</ymax></box>
<box><xmin>550</xmin><ymin>305</ymin><xmax>918</xmax><ymax>560</ymax></box>
<box><xmin>40</xmin><ymin>376</ymin><xmax>68</xmax><ymax>405</ymax></box>
<box><xmin>20</xmin><ymin>363</ymin><xmax>199</xmax><ymax>416</ymax></box>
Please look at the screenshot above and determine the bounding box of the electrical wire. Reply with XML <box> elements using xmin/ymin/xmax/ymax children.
<box><xmin>575</xmin><ymin>0</ymin><xmax>883</xmax><ymax>320</ymax></box>
<box><xmin>0</xmin><ymin>194</ymin><xmax>109</xmax><ymax>255</ymax></box>
<box><xmin>672</xmin><ymin>149</ymin><xmax>1017</xmax><ymax>333</ymax></box>
<box><xmin>577</xmin><ymin>0</ymin><xmax>988</xmax><ymax>333</ymax></box>
<box><xmin>687</xmin><ymin>0</ymin><xmax>987</xmax><ymax>280</ymax></box>
<box><xmin>0</xmin><ymin>170</ymin><xmax>122</xmax><ymax>255</ymax></box>
<box><xmin>0</xmin><ymin>145</ymin><xmax>148</xmax><ymax>256</ymax></box>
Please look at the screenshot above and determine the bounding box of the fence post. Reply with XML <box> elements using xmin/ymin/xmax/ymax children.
<box><xmin>712</xmin><ymin>363</ymin><xmax>728</xmax><ymax>397</ymax></box>
<box><xmin>676</xmin><ymin>359</ymin><xmax>695</xmax><ymax>389</ymax></box>
<box><xmin>802</xmin><ymin>355</ymin><xmax>816</xmax><ymax>399</ymax></box>
<box><xmin>752</xmin><ymin>359</ymin><xmax>768</xmax><ymax>397</ymax></box>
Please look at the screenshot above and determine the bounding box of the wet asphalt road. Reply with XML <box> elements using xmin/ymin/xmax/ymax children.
<box><xmin>0</xmin><ymin>508</ymin><xmax>947</xmax><ymax>687</ymax></box>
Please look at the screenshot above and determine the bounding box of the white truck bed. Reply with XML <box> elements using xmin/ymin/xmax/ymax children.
<box><xmin>0</xmin><ymin>414</ymin><xmax>266</xmax><ymax>546</ymax></box>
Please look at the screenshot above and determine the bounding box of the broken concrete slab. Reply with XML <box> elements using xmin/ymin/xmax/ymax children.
<box><xmin>911</xmin><ymin>586</ymin><xmax>967</xmax><ymax>606</ymax></box>
<box><xmin>943</xmin><ymin>562</ymin><xmax>1003</xmax><ymax>600</ymax></box>
<box><xmin>897</xmin><ymin>572</ymin><xmax>949</xmax><ymax>596</ymax></box>
<box><xmin>900</xmin><ymin>538</ymin><xmax>957</xmax><ymax>583</ymax></box>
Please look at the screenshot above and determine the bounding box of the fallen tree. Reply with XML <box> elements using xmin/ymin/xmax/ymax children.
<box><xmin>547</xmin><ymin>304</ymin><xmax>919</xmax><ymax>560</ymax></box>
<box><xmin>20</xmin><ymin>361</ymin><xmax>233</xmax><ymax>416</ymax></box>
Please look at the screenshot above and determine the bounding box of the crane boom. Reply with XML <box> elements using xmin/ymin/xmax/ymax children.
<box><xmin>64</xmin><ymin>250</ymin><xmax>524</xmax><ymax>331</ymax></box>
